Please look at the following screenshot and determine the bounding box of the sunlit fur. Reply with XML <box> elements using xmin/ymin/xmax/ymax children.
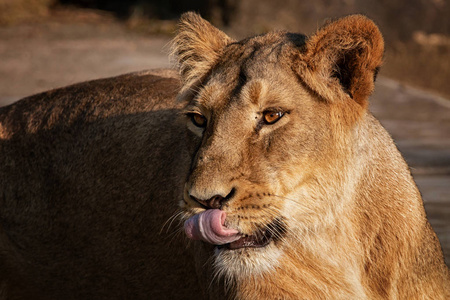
<box><xmin>174</xmin><ymin>12</ymin><xmax>450</xmax><ymax>299</ymax></box>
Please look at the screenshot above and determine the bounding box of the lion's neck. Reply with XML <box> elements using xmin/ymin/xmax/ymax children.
<box><xmin>231</xmin><ymin>218</ymin><xmax>366</xmax><ymax>299</ymax></box>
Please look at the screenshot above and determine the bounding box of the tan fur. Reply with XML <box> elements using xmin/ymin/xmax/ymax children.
<box><xmin>0</xmin><ymin>13</ymin><xmax>449</xmax><ymax>299</ymax></box>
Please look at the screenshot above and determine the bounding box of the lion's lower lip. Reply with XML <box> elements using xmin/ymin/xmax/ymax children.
<box><xmin>217</xmin><ymin>217</ymin><xmax>286</xmax><ymax>250</ymax></box>
<box><xmin>225</xmin><ymin>232</ymin><xmax>272</xmax><ymax>250</ymax></box>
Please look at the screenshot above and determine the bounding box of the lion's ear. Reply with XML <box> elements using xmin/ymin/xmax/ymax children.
<box><xmin>299</xmin><ymin>15</ymin><xmax>384</xmax><ymax>107</ymax></box>
<box><xmin>172</xmin><ymin>12</ymin><xmax>234</xmax><ymax>99</ymax></box>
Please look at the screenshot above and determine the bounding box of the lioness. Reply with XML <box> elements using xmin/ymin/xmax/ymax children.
<box><xmin>0</xmin><ymin>12</ymin><xmax>448</xmax><ymax>299</ymax></box>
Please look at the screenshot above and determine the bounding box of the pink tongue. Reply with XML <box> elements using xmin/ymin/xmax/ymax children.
<box><xmin>184</xmin><ymin>209</ymin><xmax>241</xmax><ymax>245</ymax></box>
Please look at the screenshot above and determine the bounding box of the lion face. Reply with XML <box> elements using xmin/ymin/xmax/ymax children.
<box><xmin>182</xmin><ymin>55</ymin><xmax>328</xmax><ymax>276</ymax></box>
<box><xmin>174</xmin><ymin>13</ymin><xmax>384</xmax><ymax>278</ymax></box>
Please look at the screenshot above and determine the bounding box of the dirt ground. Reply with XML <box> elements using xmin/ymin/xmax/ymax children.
<box><xmin>0</xmin><ymin>14</ymin><xmax>449</xmax><ymax>266</ymax></box>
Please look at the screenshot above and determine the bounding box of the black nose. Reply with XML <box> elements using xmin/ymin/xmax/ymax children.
<box><xmin>190</xmin><ymin>188</ymin><xmax>235</xmax><ymax>209</ymax></box>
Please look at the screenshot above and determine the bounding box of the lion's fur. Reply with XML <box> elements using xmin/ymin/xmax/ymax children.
<box><xmin>0</xmin><ymin>13</ymin><xmax>449</xmax><ymax>299</ymax></box>
<box><xmin>0</xmin><ymin>70</ymin><xmax>204</xmax><ymax>299</ymax></box>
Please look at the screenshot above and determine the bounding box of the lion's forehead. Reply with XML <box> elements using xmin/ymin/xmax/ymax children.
<box><xmin>189</xmin><ymin>33</ymin><xmax>309</xmax><ymax>118</ymax></box>
<box><xmin>225</xmin><ymin>31</ymin><xmax>306</xmax><ymax>60</ymax></box>
<box><xmin>199</xmin><ymin>67</ymin><xmax>305</xmax><ymax>115</ymax></box>
<box><xmin>206</xmin><ymin>33</ymin><xmax>303</xmax><ymax>82</ymax></box>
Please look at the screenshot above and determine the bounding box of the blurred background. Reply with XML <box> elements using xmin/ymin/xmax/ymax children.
<box><xmin>0</xmin><ymin>0</ymin><xmax>449</xmax><ymax>266</ymax></box>
<box><xmin>0</xmin><ymin>0</ymin><xmax>449</xmax><ymax>104</ymax></box>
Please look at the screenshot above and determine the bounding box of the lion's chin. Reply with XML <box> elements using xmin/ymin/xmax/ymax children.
<box><xmin>213</xmin><ymin>240</ymin><xmax>283</xmax><ymax>278</ymax></box>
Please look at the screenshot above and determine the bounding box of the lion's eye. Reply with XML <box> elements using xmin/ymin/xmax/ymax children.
<box><xmin>190</xmin><ymin>113</ymin><xmax>207</xmax><ymax>128</ymax></box>
<box><xmin>263</xmin><ymin>111</ymin><xmax>284</xmax><ymax>125</ymax></box>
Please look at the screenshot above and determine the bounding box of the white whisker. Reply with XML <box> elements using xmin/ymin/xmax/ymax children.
<box><xmin>160</xmin><ymin>210</ymin><xmax>184</xmax><ymax>234</ymax></box>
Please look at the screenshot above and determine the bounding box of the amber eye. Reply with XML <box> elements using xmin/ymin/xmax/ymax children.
<box><xmin>263</xmin><ymin>111</ymin><xmax>284</xmax><ymax>125</ymax></box>
<box><xmin>190</xmin><ymin>113</ymin><xmax>207</xmax><ymax>128</ymax></box>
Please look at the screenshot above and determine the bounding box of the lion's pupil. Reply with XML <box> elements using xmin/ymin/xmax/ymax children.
<box><xmin>192</xmin><ymin>114</ymin><xmax>206</xmax><ymax>127</ymax></box>
<box><xmin>264</xmin><ymin>111</ymin><xmax>283</xmax><ymax>124</ymax></box>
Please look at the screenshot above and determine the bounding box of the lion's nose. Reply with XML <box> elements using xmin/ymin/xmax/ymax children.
<box><xmin>190</xmin><ymin>188</ymin><xmax>235</xmax><ymax>209</ymax></box>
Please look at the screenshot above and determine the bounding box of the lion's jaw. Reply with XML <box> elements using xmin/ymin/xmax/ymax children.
<box><xmin>213</xmin><ymin>236</ymin><xmax>284</xmax><ymax>278</ymax></box>
<box><xmin>181</xmin><ymin>176</ymin><xmax>356</xmax><ymax>281</ymax></box>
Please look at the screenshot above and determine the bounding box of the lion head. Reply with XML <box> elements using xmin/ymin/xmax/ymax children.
<box><xmin>170</xmin><ymin>16</ymin><xmax>450</xmax><ymax>297</ymax></box>
<box><xmin>172</xmin><ymin>12</ymin><xmax>385</xmax><ymax>282</ymax></box>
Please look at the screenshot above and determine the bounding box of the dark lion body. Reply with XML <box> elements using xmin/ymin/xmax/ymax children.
<box><xmin>0</xmin><ymin>70</ymin><xmax>203</xmax><ymax>299</ymax></box>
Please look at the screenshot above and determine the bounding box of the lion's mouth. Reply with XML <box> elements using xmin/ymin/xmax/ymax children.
<box><xmin>222</xmin><ymin>231</ymin><xmax>272</xmax><ymax>249</ymax></box>
<box><xmin>184</xmin><ymin>209</ymin><xmax>286</xmax><ymax>250</ymax></box>
<box><xmin>220</xmin><ymin>218</ymin><xmax>286</xmax><ymax>250</ymax></box>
